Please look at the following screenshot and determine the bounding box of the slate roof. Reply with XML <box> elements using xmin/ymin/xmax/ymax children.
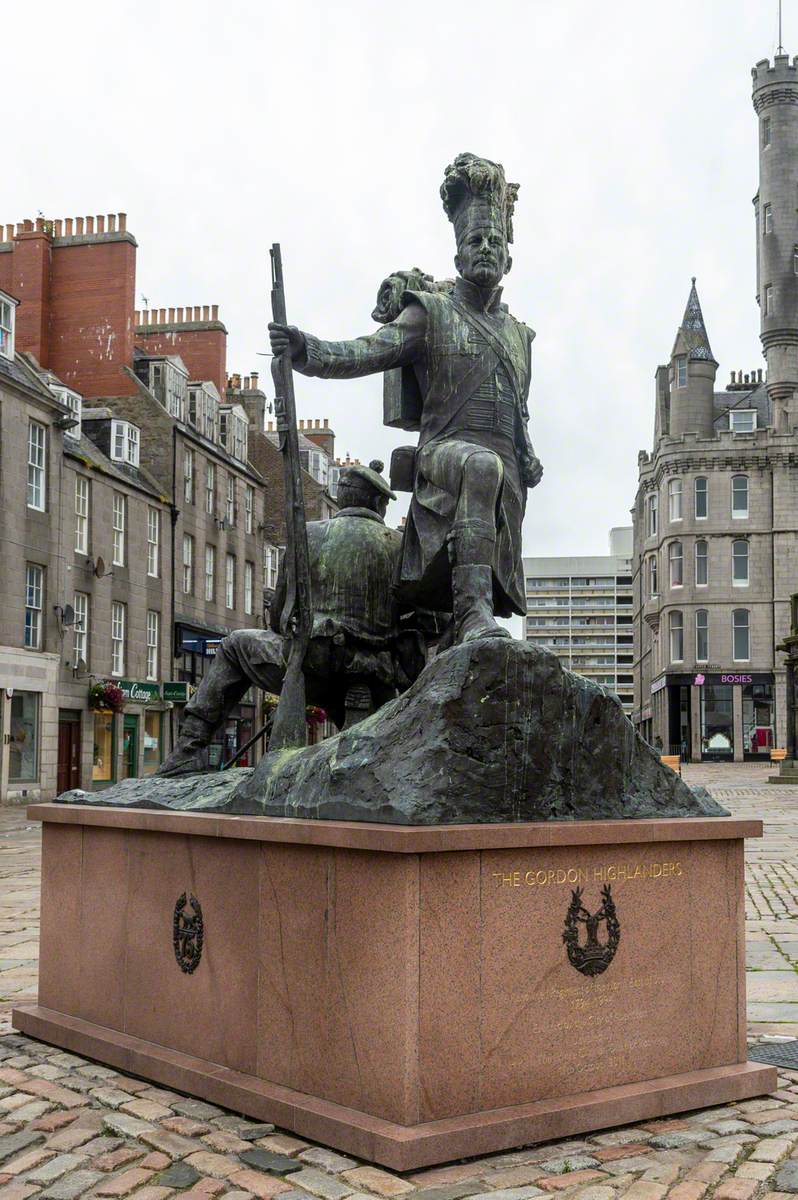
<box><xmin>66</xmin><ymin>421</ymin><xmax>166</xmax><ymax>500</ymax></box>
<box><xmin>712</xmin><ymin>382</ymin><xmax>772</xmax><ymax>430</ymax></box>
<box><xmin>0</xmin><ymin>350</ymin><xmax>57</xmax><ymax>400</ymax></box>
<box><xmin>678</xmin><ymin>278</ymin><xmax>716</xmax><ymax>363</ymax></box>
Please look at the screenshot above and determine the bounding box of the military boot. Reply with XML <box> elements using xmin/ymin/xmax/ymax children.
<box><xmin>451</xmin><ymin>564</ymin><xmax>512</xmax><ymax>644</ymax></box>
<box><xmin>156</xmin><ymin>714</ymin><xmax>213</xmax><ymax>777</ymax></box>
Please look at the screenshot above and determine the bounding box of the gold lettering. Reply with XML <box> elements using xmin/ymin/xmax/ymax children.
<box><xmin>493</xmin><ymin>860</ymin><xmax>686</xmax><ymax>889</ymax></box>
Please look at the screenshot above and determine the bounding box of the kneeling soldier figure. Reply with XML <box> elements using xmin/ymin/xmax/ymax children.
<box><xmin>158</xmin><ymin>460</ymin><xmax>425</xmax><ymax>777</ymax></box>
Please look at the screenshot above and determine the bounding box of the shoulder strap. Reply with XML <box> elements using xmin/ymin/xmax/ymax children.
<box><xmin>447</xmin><ymin>297</ymin><xmax>526</xmax><ymax>404</ymax></box>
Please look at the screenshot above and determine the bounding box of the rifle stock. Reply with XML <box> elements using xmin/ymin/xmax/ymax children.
<box><xmin>268</xmin><ymin>244</ymin><xmax>314</xmax><ymax>752</ymax></box>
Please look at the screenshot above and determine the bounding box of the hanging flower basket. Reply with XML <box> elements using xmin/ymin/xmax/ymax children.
<box><xmin>88</xmin><ymin>681</ymin><xmax>125</xmax><ymax>713</ymax></box>
<box><xmin>305</xmin><ymin>705</ymin><xmax>327</xmax><ymax>727</ymax></box>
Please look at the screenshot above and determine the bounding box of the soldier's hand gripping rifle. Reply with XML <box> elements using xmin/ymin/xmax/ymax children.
<box><xmin>267</xmin><ymin>244</ymin><xmax>313</xmax><ymax>751</ymax></box>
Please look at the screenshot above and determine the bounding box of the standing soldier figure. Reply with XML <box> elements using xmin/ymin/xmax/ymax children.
<box><xmin>270</xmin><ymin>152</ymin><xmax>543</xmax><ymax>644</ymax></box>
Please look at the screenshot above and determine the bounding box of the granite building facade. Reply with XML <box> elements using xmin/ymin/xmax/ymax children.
<box><xmin>0</xmin><ymin>318</ymin><xmax>172</xmax><ymax>801</ymax></box>
<box><xmin>632</xmin><ymin>52</ymin><xmax>798</xmax><ymax>761</ymax></box>
<box><xmin>0</xmin><ymin>215</ymin><xmax>339</xmax><ymax>801</ymax></box>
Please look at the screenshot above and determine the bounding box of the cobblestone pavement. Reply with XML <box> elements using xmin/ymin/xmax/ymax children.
<box><xmin>0</xmin><ymin>770</ymin><xmax>797</xmax><ymax>1200</ymax></box>
<box><xmin>681</xmin><ymin>764</ymin><xmax>798</xmax><ymax>1037</ymax></box>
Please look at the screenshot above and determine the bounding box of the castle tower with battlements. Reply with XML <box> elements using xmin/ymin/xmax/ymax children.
<box><xmin>630</xmin><ymin>51</ymin><xmax>798</xmax><ymax>765</ymax></box>
<box><xmin>753</xmin><ymin>54</ymin><xmax>798</xmax><ymax>429</ymax></box>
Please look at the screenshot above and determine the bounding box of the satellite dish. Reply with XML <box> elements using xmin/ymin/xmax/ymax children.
<box><xmin>94</xmin><ymin>556</ymin><xmax>106</xmax><ymax>578</ymax></box>
<box><xmin>61</xmin><ymin>604</ymin><xmax>76</xmax><ymax>627</ymax></box>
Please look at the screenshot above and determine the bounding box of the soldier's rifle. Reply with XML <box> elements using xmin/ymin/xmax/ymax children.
<box><xmin>267</xmin><ymin>243</ymin><xmax>313</xmax><ymax>751</ymax></box>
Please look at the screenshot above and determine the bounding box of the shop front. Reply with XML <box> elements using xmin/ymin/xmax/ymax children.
<box><xmin>652</xmin><ymin>671</ymin><xmax>775</xmax><ymax>763</ymax></box>
<box><xmin>0</xmin><ymin>649</ymin><xmax>60</xmax><ymax>802</ymax></box>
<box><xmin>90</xmin><ymin>679</ymin><xmax>167</xmax><ymax>788</ymax></box>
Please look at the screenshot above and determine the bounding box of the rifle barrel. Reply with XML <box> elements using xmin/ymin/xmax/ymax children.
<box><xmin>266</xmin><ymin>243</ymin><xmax>313</xmax><ymax>753</ymax></box>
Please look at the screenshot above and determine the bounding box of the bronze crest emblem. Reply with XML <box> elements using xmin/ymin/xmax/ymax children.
<box><xmin>562</xmin><ymin>884</ymin><xmax>620</xmax><ymax>977</ymax></box>
<box><xmin>173</xmin><ymin>892</ymin><xmax>204</xmax><ymax>974</ymax></box>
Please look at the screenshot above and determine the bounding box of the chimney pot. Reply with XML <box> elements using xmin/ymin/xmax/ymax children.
<box><xmin>169</xmin><ymin>307</ymin><xmax>176</xmax><ymax>323</ymax></box>
<box><xmin>211</xmin><ymin>304</ymin><xmax>219</xmax><ymax>320</ymax></box>
<box><xmin>4</xmin><ymin>224</ymin><xmax>11</xmax><ymax>241</ymax></box>
<box><xmin>86</xmin><ymin>216</ymin><xmax>94</xmax><ymax>234</ymax></box>
<box><xmin>118</xmin><ymin>213</ymin><xmax>127</xmax><ymax>231</ymax></box>
<box><xmin>96</xmin><ymin>215</ymin><xmax>105</xmax><ymax>233</ymax></box>
<box><xmin>76</xmin><ymin>217</ymin><xmax>84</xmax><ymax>235</ymax></box>
<box><xmin>65</xmin><ymin>218</ymin><xmax>73</xmax><ymax>236</ymax></box>
<box><xmin>323</xmin><ymin>417</ymin><xmax>328</xmax><ymax>427</ymax></box>
<box><xmin>202</xmin><ymin>305</ymin><xmax>210</xmax><ymax>321</ymax></box>
<box><xmin>35</xmin><ymin>217</ymin><xmax>44</xmax><ymax>233</ymax></box>
<box><xmin>108</xmin><ymin>214</ymin><xmax>116</xmax><ymax>231</ymax></box>
<box><xmin>244</xmin><ymin>376</ymin><xmax>250</xmax><ymax>390</ymax></box>
<box><xmin>54</xmin><ymin>219</ymin><xmax>63</xmax><ymax>237</ymax></box>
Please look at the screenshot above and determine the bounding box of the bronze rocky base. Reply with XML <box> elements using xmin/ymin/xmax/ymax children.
<box><xmin>59</xmin><ymin>641</ymin><xmax>727</xmax><ymax>824</ymax></box>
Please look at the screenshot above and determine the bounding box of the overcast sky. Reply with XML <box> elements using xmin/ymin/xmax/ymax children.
<box><xmin>4</xmin><ymin>0</ymin><xmax>783</xmax><ymax>570</ymax></box>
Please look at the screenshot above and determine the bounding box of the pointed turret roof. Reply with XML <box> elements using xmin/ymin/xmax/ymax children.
<box><xmin>672</xmin><ymin>277</ymin><xmax>717</xmax><ymax>364</ymax></box>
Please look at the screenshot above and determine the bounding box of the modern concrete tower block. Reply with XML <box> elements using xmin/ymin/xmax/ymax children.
<box><xmin>753</xmin><ymin>54</ymin><xmax>798</xmax><ymax>428</ymax></box>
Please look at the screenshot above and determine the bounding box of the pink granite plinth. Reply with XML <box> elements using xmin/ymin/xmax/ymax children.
<box><xmin>14</xmin><ymin>805</ymin><xmax>776</xmax><ymax>1170</ymax></box>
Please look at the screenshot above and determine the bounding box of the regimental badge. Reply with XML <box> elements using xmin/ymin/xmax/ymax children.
<box><xmin>173</xmin><ymin>892</ymin><xmax>204</xmax><ymax>974</ymax></box>
<box><xmin>562</xmin><ymin>884</ymin><xmax>620</xmax><ymax>977</ymax></box>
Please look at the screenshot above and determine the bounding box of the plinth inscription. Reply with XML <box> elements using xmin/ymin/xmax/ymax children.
<box><xmin>491</xmin><ymin>860</ymin><xmax>684</xmax><ymax>888</ymax></box>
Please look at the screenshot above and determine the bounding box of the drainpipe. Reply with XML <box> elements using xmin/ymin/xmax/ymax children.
<box><xmin>771</xmin><ymin>466</ymin><xmax>778</xmax><ymax>741</ymax></box>
<box><xmin>169</xmin><ymin>424</ymin><xmax>178</xmax><ymax>750</ymax></box>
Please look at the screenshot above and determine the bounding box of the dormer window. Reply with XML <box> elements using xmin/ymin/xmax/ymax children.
<box><xmin>111</xmin><ymin>419</ymin><xmax>140</xmax><ymax>467</ymax></box>
<box><xmin>50</xmin><ymin>386</ymin><xmax>82</xmax><ymax>439</ymax></box>
<box><xmin>675</xmin><ymin>356</ymin><xmax>687</xmax><ymax>388</ymax></box>
<box><xmin>149</xmin><ymin>359</ymin><xmax>188</xmax><ymax>420</ymax></box>
<box><xmin>0</xmin><ymin>293</ymin><xmax>16</xmax><ymax>360</ymax></box>
<box><xmin>187</xmin><ymin>381</ymin><xmax>220</xmax><ymax>441</ymax></box>
<box><xmin>309</xmin><ymin>449</ymin><xmax>328</xmax><ymax>486</ymax></box>
<box><xmin>730</xmin><ymin>409</ymin><xmax>756</xmax><ymax>433</ymax></box>
<box><xmin>219</xmin><ymin>404</ymin><xmax>248</xmax><ymax>462</ymax></box>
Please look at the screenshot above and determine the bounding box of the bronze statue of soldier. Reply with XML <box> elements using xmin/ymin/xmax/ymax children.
<box><xmin>269</xmin><ymin>153</ymin><xmax>543</xmax><ymax>644</ymax></box>
<box><xmin>157</xmin><ymin>461</ymin><xmax>425</xmax><ymax>777</ymax></box>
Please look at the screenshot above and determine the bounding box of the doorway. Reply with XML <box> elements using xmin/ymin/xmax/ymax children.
<box><xmin>57</xmin><ymin>711</ymin><xmax>81</xmax><ymax>795</ymax></box>
<box><xmin>122</xmin><ymin>714</ymin><xmax>139</xmax><ymax>779</ymax></box>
